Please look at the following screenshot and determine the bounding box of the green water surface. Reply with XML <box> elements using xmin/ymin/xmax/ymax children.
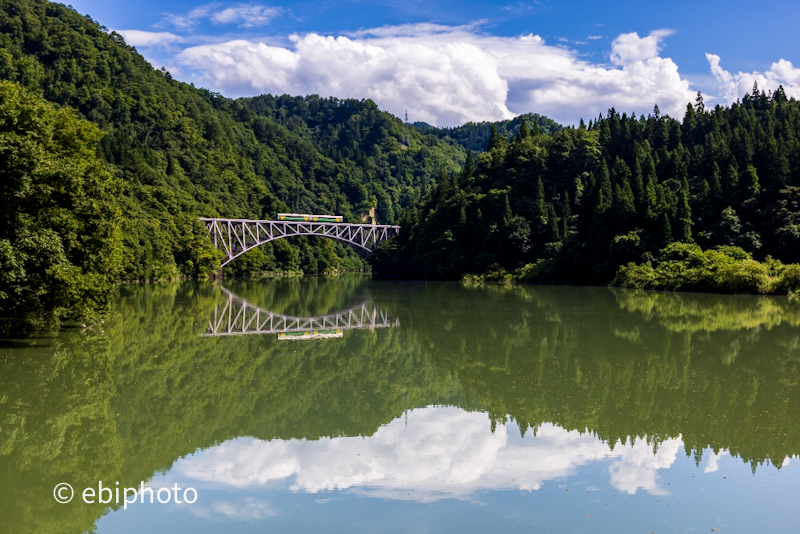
<box><xmin>2</xmin><ymin>277</ymin><xmax>800</xmax><ymax>533</ymax></box>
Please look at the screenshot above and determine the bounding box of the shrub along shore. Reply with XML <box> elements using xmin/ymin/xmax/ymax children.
<box><xmin>463</xmin><ymin>242</ymin><xmax>800</xmax><ymax>296</ymax></box>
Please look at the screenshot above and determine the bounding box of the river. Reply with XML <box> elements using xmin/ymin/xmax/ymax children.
<box><xmin>2</xmin><ymin>276</ymin><xmax>800</xmax><ymax>533</ymax></box>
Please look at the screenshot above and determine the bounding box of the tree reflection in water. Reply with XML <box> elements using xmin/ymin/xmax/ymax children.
<box><xmin>2</xmin><ymin>278</ymin><xmax>800</xmax><ymax>532</ymax></box>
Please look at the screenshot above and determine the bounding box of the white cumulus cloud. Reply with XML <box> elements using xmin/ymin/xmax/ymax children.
<box><xmin>175</xmin><ymin>24</ymin><xmax>695</xmax><ymax>126</ymax></box>
<box><xmin>707</xmin><ymin>54</ymin><xmax>800</xmax><ymax>103</ymax></box>
<box><xmin>610</xmin><ymin>30</ymin><xmax>674</xmax><ymax>66</ymax></box>
<box><xmin>164</xmin><ymin>3</ymin><xmax>279</xmax><ymax>29</ymax></box>
<box><xmin>211</xmin><ymin>5</ymin><xmax>280</xmax><ymax>27</ymax></box>
<box><xmin>172</xmin><ymin>406</ymin><xmax>681</xmax><ymax>501</ymax></box>
<box><xmin>115</xmin><ymin>30</ymin><xmax>183</xmax><ymax>47</ymax></box>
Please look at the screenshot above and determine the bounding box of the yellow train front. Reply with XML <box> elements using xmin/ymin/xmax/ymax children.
<box><xmin>277</xmin><ymin>213</ymin><xmax>343</xmax><ymax>223</ymax></box>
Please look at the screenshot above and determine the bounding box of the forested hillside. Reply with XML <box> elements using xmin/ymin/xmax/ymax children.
<box><xmin>379</xmin><ymin>92</ymin><xmax>800</xmax><ymax>292</ymax></box>
<box><xmin>6</xmin><ymin>0</ymin><xmax>800</xmax><ymax>332</ymax></box>
<box><xmin>0</xmin><ymin>0</ymin><xmax>468</xmax><ymax>330</ymax></box>
<box><xmin>0</xmin><ymin>0</ymin><xmax>464</xmax><ymax>283</ymax></box>
<box><xmin>414</xmin><ymin>112</ymin><xmax>562</xmax><ymax>153</ymax></box>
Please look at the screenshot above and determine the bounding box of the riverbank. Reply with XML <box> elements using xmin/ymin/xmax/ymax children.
<box><xmin>461</xmin><ymin>242</ymin><xmax>800</xmax><ymax>296</ymax></box>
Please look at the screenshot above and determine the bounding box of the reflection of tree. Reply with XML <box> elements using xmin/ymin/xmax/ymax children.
<box><xmin>1</xmin><ymin>281</ymin><xmax>460</xmax><ymax>533</ymax></box>
<box><xmin>109</xmin><ymin>282</ymin><xmax>460</xmax><ymax>490</ymax></box>
<box><xmin>0</xmin><ymin>332</ymin><xmax>121</xmax><ymax>534</ymax></box>
<box><xmin>221</xmin><ymin>275</ymin><xmax>376</xmax><ymax>318</ymax></box>
<box><xmin>411</xmin><ymin>285</ymin><xmax>800</xmax><ymax>471</ymax></box>
<box><xmin>613</xmin><ymin>288</ymin><xmax>800</xmax><ymax>333</ymax></box>
<box><xmin>4</xmin><ymin>281</ymin><xmax>800</xmax><ymax>532</ymax></box>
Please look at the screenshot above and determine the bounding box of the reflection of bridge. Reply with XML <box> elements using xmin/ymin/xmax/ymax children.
<box><xmin>202</xmin><ymin>287</ymin><xmax>399</xmax><ymax>338</ymax></box>
<box><xmin>199</xmin><ymin>218</ymin><xmax>401</xmax><ymax>266</ymax></box>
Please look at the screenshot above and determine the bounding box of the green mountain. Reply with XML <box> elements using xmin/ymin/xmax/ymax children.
<box><xmin>414</xmin><ymin>112</ymin><xmax>563</xmax><ymax>153</ymax></box>
<box><xmin>0</xmin><ymin>0</ymin><xmax>465</xmax><ymax>279</ymax></box>
<box><xmin>0</xmin><ymin>0</ymin><xmax>467</xmax><ymax>330</ymax></box>
<box><xmin>381</xmin><ymin>94</ymin><xmax>800</xmax><ymax>291</ymax></box>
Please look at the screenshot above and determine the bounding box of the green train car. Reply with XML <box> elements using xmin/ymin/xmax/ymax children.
<box><xmin>277</xmin><ymin>213</ymin><xmax>343</xmax><ymax>223</ymax></box>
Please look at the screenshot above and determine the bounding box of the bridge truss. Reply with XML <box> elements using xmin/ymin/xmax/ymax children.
<box><xmin>202</xmin><ymin>287</ymin><xmax>399</xmax><ymax>337</ymax></box>
<box><xmin>199</xmin><ymin>218</ymin><xmax>401</xmax><ymax>266</ymax></box>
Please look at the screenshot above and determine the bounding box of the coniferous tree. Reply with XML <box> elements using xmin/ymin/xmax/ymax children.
<box><xmin>676</xmin><ymin>187</ymin><xmax>693</xmax><ymax>242</ymax></box>
<box><xmin>695</xmin><ymin>91</ymin><xmax>705</xmax><ymax>114</ymax></box>
<box><xmin>516</xmin><ymin>120</ymin><xmax>530</xmax><ymax>141</ymax></box>
<box><xmin>630</xmin><ymin>153</ymin><xmax>646</xmax><ymax>211</ymax></box>
<box><xmin>742</xmin><ymin>165</ymin><xmax>761</xmax><ymax>198</ymax></box>
<box><xmin>683</xmin><ymin>103</ymin><xmax>697</xmax><ymax>143</ymax></box>
<box><xmin>533</xmin><ymin>177</ymin><xmax>547</xmax><ymax>230</ymax></box>
<box><xmin>460</xmin><ymin>150</ymin><xmax>474</xmax><ymax>187</ymax></box>
<box><xmin>709</xmin><ymin>162</ymin><xmax>723</xmax><ymax>196</ymax></box>
<box><xmin>488</xmin><ymin>124</ymin><xmax>501</xmax><ymax>151</ymax></box>
<box><xmin>561</xmin><ymin>192</ymin><xmax>572</xmax><ymax>238</ymax></box>
<box><xmin>595</xmin><ymin>160</ymin><xmax>613</xmax><ymax>215</ymax></box>
<box><xmin>724</xmin><ymin>164</ymin><xmax>740</xmax><ymax>205</ymax></box>
<box><xmin>436</xmin><ymin>168</ymin><xmax>451</xmax><ymax>202</ymax></box>
<box><xmin>657</xmin><ymin>211</ymin><xmax>673</xmax><ymax>246</ymax></box>
<box><xmin>643</xmin><ymin>173</ymin><xmax>659</xmax><ymax>221</ymax></box>
<box><xmin>613</xmin><ymin>182</ymin><xmax>636</xmax><ymax>218</ymax></box>
<box><xmin>547</xmin><ymin>203</ymin><xmax>560</xmax><ymax>241</ymax></box>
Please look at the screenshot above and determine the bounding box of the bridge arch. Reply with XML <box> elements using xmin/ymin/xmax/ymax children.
<box><xmin>202</xmin><ymin>286</ymin><xmax>399</xmax><ymax>337</ymax></box>
<box><xmin>200</xmin><ymin>218</ymin><xmax>401</xmax><ymax>267</ymax></box>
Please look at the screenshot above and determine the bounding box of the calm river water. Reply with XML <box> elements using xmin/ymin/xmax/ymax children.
<box><xmin>3</xmin><ymin>277</ymin><xmax>800</xmax><ymax>533</ymax></box>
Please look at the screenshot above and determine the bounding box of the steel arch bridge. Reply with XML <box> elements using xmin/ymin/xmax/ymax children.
<box><xmin>200</xmin><ymin>218</ymin><xmax>401</xmax><ymax>267</ymax></box>
<box><xmin>202</xmin><ymin>286</ymin><xmax>399</xmax><ymax>337</ymax></box>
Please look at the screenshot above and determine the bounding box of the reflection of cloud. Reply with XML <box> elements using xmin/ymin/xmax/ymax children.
<box><xmin>175</xmin><ymin>406</ymin><xmax>680</xmax><ymax>501</ymax></box>
<box><xmin>704</xmin><ymin>450</ymin><xmax>729</xmax><ymax>473</ymax></box>
<box><xmin>214</xmin><ymin>498</ymin><xmax>279</xmax><ymax>519</ymax></box>
<box><xmin>608</xmin><ymin>438</ymin><xmax>681</xmax><ymax>495</ymax></box>
<box><xmin>190</xmin><ymin>497</ymin><xmax>279</xmax><ymax>521</ymax></box>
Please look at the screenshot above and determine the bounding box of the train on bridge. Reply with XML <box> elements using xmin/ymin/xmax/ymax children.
<box><xmin>200</xmin><ymin>214</ymin><xmax>399</xmax><ymax>265</ymax></box>
<box><xmin>277</xmin><ymin>213</ymin><xmax>343</xmax><ymax>223</ymax></box>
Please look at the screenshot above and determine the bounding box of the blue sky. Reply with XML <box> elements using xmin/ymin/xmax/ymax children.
<box><xmin>67</xmin><ymin>0</ymin><xmax>800</xmax><ymax>126</ymax></box>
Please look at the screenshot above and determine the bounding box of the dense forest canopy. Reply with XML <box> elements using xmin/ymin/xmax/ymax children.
<box><xmin>0</xmin><ymin>81</ymin><xmax>122</xmax><ymax>330</ymax></box>
<box><xmin>0</xmin><ymin>0</ymin><xmax>466</xmax><ymax>330</ymax></box>
<box><xmin>377</xmin><ymin>91</ymin><xmax>800</xmax><ymax>290</ymax></box>
<box><xmin>0</xmin><ymin>0</ymin><xmax>464</xmax><ymax>283</ymax></box>
<box><xmin>414</xmin><ymin>112</ymin><xmax>563</xmax><ymax>153</ymax></box>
